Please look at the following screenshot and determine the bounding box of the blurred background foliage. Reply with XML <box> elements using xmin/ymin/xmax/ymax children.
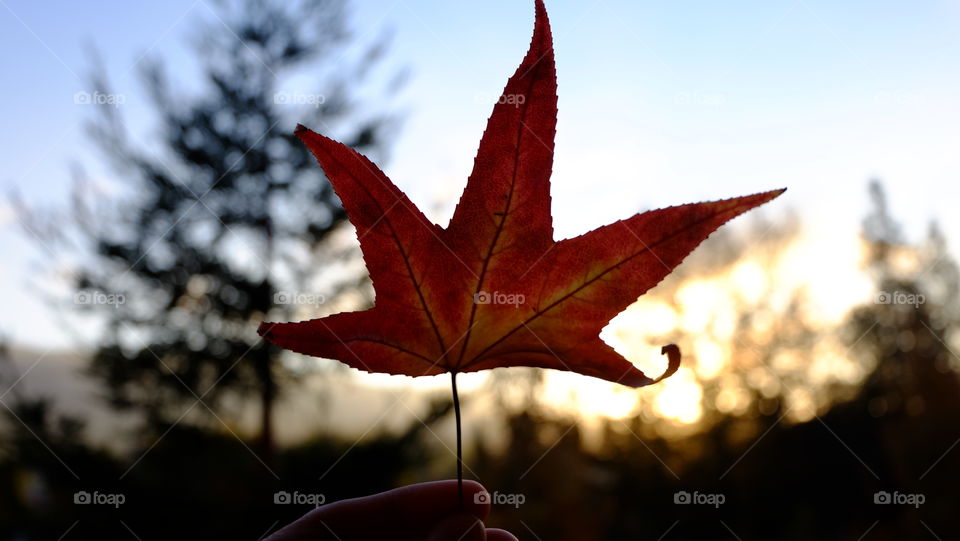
<box><xmin>2</xmin><ymin>0</ymin><xmax>959</xmax><ymax>539</ymax></box>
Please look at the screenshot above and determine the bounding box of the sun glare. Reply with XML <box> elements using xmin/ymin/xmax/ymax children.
<box><xmin>653</xmin><ymin>368</ymin><xmax>704</xmax><ymax>424</ymax></box>
<box><xmin>541</xmin><ymin>371</ymin><xmax>640</xmax><ymax>419</ymax></box>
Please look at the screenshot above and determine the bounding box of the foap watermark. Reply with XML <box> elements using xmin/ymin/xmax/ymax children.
<box><xmin>75</xmin><ymin>290</ymin><xmax>125</xmax><ymax>308</ymax></box>
<box><xmin>474</xmin><ymin>291</ymin><xmax>524</xmax><ymax>307</ymax></box>
<box><xmin>274</xmin><ymin>490</ymin><xmax>326</xmax><ymax>507</ymax></box>
<box><xmin>274</xmin><ymin>292</ymin><xmax>326</xmax><ymax>306</ymax></box>
<box><xmin>74</xmin><ymin>91</ymin><xmax>125</xmax><ymax>108</ymax></box>
<box><xmin>674</xmin><ymin>490</ymin><xmax>725</xmax><ymax>508</ymax></box>
<box><xmin>474</xmin><ymin>490</ymin><xmax>525</xmax><ymax>508</ymax></box>
<box><xmin>473</xmin><ymin>92</ymin><xmax>526</xmax><ymax>108</ymax></box>
<box><xmin>875</xmin><ymin>290</ymin><xmax>925</xmax><ymax>308</ymax></box>
<box><xmin>874</xmin><ymin>490</ymin><xmax>924</xmax><ymax>508</ymax></box>
<box><xmin>74</xmin><ymin>490</ymin><xmax>125</xmax><ymax>508</ymax></box>
<box><xmin>274</xmin><ymin>91</ymin><xmax>326</xmax><ymax>107</ymax></box>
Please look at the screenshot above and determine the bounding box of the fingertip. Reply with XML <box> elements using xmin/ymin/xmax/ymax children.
<box><xmin>486</xmin><ymin>528</ymin><xmax>519</xmax><ymax>541</ymax></box>
<box><xmin>461</xmin><ymin>479</ymin><xmax>484</xmax><ymax>492</ymax></box>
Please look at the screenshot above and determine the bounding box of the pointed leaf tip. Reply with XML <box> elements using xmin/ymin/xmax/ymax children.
<box><xmin>257</xmin><ymin>322</ymin><xmax>274</xmax><ymax>339</ymax></box>
<box><xmin>535</xmin><ymin>0</ymin><xmax>547</xmax><ymax>18</ymax></box>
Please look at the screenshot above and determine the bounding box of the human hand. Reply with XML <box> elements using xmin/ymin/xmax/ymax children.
<box><xmin>266</xmin><ymin>480</ymin><xmax>517</xmax><ymax>541</ymax></box>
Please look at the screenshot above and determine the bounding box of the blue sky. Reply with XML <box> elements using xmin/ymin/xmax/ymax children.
<box><xmin>3</xmin><ymin>0</ymin><xmax>960</xmax><ymax>349</ymax></box>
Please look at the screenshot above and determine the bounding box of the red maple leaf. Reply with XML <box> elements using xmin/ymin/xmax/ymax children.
<box><xmin>258</xmin><ymin>1</ymin><xmax>783</xmax><ymax>389</ymax></box>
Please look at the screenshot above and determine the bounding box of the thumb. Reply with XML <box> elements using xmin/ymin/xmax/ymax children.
<box><xmin>427</xmin><ymin>513</ymin><xmax>486</xmax><ymax>541</ymax></box>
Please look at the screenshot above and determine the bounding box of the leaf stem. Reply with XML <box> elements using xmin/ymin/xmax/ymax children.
<box><xmin>451</xmin><ymin>370</ymin><xmax>464</xmax><ymax>511</ymax></box>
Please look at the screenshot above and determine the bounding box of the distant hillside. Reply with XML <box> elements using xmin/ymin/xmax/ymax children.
<box><xmin>1</xmin><ymin>345</ymin><xmax>452</xmax><ymax>454</ymax></box>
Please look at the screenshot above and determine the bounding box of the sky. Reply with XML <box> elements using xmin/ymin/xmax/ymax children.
<box><xmin>2</xmin><ymin>0</ymin><xmax>960</xmax><ymax>354</ymax></box>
